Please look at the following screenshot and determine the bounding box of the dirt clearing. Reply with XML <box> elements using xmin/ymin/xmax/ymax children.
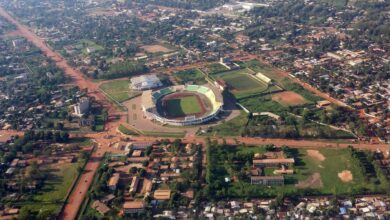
<box><xmin>272</xmin><ymin>91</ymin><xmax>307</xmax><ymax>106</ymax></box>
<box><xmin>338</xmin><ymin>170</ymin><xmax>353</xmax><ymax>182</ymax></box>
<box><xmin>297</xmin><ymin>172</ymin><xmax>323</xmax><ymax>188</ymax></box>
<box><xmin>307</xmin><ymin>150</ymin><xmax>326</xmax><ymax>162</ymax></box>
<box><xmin>141</xmin><ymin>44</ymin><xmax>172</xmax><ymax>53</ymax></box>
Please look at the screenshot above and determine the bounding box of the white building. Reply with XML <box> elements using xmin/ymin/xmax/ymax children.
<box><xmin>130</xmin><ymin>74</ymin><xmax>162</xmax><ymax>91</ymax></box>
<box><xmin>74</xmin><ymin>97</ymin><xmax>90</xmax><ymax>116</ymax></box>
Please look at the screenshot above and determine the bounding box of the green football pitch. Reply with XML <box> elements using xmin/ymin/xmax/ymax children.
<box><xmin>165</xmin><ymin>96</ymin><xmax>202</xmax><ymax>117</ymax></box>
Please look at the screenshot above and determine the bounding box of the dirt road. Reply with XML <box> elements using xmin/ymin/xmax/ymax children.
<box><xmin>1</xmin><ymin>7</ymin><xmax>388</xmax><ymax>220</ymax></box>
<box><xmin>0</xmin><ymin>7</ymin><xmax>125</xmax><ymax>220</ymax></box>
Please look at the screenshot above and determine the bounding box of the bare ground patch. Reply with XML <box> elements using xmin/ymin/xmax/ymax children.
<box><xmin>272</xmin><ymin>91</ymin><xmax>307</xmax><ymax>106</ymax></box>
<box><xmin>307</xmin><ymin>150</ymin><xmax>326</xmax><ymax>162</ymax></box>
<box><xmin>297</xmin><ymin>172</ymin><xmax>323</xmax><ymax>188</ymax></box>
<box><xmin>141</xmin><ymin>44</ymin><xmax>172</xmax><ymax>53</ymax></box>
<box><xmin>338</xmin><ymin>170</ymin><xmax>353</xmax><ymax>182</ymax></box>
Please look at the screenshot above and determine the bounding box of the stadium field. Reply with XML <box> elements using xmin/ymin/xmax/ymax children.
<box><xmin>165</xmin><ymin>96</ymin><xmax>202</xmax><ymax>117</ymax></box>
<box><xmin>215</xmin><ymin>69</ymin><xmax>268</xmax><ymax>98</ymax></box>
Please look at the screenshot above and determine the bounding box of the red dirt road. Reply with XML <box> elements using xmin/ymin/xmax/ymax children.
<box><xmin>0</xmin><ymin>7</ymin><xmax>124</xmax><ymax>220</ymax></box>
<box><xmin>1</xmin><ymin>7</ymin><xmax>388</xmax><ymax>220</ymax></box>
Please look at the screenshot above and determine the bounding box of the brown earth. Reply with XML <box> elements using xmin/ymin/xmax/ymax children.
<box><xmin>297</xmin><ymin>172</ymin><xmax>323</xmax><ymax>188</ymax></box>
<box><xmin>272</xmin><ymin>91</ymin><xmax>307</xmax><ymax>106</ymax></box>
<box><xmin>338</xmin><ymin>170</ymin><xmax>353</xmax><ymax>182</ymax></box>
<box><xmin>141</xmin><ymin>44</ymin><xmax>172</xmax><ymax>53</ymax></box>
<box><xmin>307</xmin><ymin>150</ymin><xmax>326</xmax><ymax>162</ymax></box>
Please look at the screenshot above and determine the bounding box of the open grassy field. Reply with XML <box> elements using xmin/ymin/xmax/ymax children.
<box><xmin>206</xmin><ymin>144</ymin><xmax>389</xmax><ymax>199</ymax></box>
<box><xmin>205</xmin><ymin>63</ymin><xmax>229</xmax><ymax>74</ymax></box>
<box><xmin>240</xmin><ymin>59</ymin><xmax>286</xmax><ymax>83</ymax></box>
<box><xmin>201</xmin><ymin>111</ymin><xmax>249</xmax><ymax>137</ymax></box>
<box><xmin>174</xmin><ymin>68</ymin><xmax>207</xmax><ymax>85</ymax></box>
<box><xmin>21</xmin><ymin>162</ymin><xmax>81</xmax><ymax>215</ymax></box>
<box><xmin>213</xmin><ymin>69</ymin><xmax>269</xmax><ymax>99</ymax></box>
<box><xmin>99</xmin><ymin>79</ymin><xmax>141</xmax><ymax>103</ymax></box>
<box><xmin>73</xmin><ymin>39</ymin><xmax>104</xmax><ymax>55</ymax></box>
<box><xmin>166</xmin><ymin>96</ymin><xmax>202</xmax><ymax>117</ymax></box>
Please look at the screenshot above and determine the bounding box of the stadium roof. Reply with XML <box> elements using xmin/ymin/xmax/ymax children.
<box><xmin>131</xmin><ymin>74</ymin><xmax>162</xmax><ymax>90</ymax></box>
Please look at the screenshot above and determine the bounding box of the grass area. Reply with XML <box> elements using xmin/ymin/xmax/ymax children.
<box><xmin>68</xmin><ymin>137</ymin><xmax>93</xmax><ymax>146</ymax></box>
<box><xmin>74</xmin><ymin>39</ymin><xmax>104</xmax><ymax>55</ymax></box>
<box><xmin>118</xmin><ymin>124</ymin><xmax>139</xmax><ymax>136</ymax></box>
<box><xmin>239</xmin><ymin>94</ymin><xmax>286</xmax><ymax>113</ymax></box>
<box><xmin>205</xmin><ymin>63</ymin><xmax>229</xmax><ymax>74</ymax></box>
<box><xmin>200</xmin><ymin>111</ymin><xmax>249</xmax><ymax>137</ymax></box>
<box><xmin>94</xmin><ymin>114</ymin><xmax>105</xmax><ymax>132</ymax></box>
<box><xmin>206</xmin><ymin>144</ymin><xmax>389</xmax><ymax>199</ymax></box>
<box><xmin>22</xmin><ymin>162</ymin><xmax>81</xmax><ymax>215</ymax></box>
<box><xmin>141</xmin><ymin>130</ymin><xmax>186</xmax><ymax>138</ymax></box>
<box><xmin>213</xmin><ymin>69</ymin><xmax>269</xmax><ymax>99</ymax></box>
<box><xmin>240</xmin><ymin>59</ymin><xmax>286</xmax><ymax>83</ymax></box>
<box><xmin>174</xmin><ymin>69</ymin><xmax>207</xmax><ymax>85</ymax></box>
<box><xmin>282</xmin><ymin>79</ymin><xmax>322</xmax><ymax>103</ymax></box>
<box><xmin>165</xmin><ymin>96</ymin><xmax>202</xmax><ymax>117</ymax></box>
<box><xmin>99</xmin><ymin>79</ymin><xmax>141</xmax><ymax>103</ymax></box>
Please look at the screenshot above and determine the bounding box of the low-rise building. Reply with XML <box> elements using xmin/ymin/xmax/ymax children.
<box><xmin>250</xmin><ymin>176</ymin><xmax>284</xmax><ymax>185</ymax></box>
<box><xmin>107</xmin><ymin>173</ymin><xmax>120</xmax><ymax>191</ymax></box>
<box><xmin>123</xmin><ymin>201</ymin><xmax>145</xmax><ymax>214</ymax></box>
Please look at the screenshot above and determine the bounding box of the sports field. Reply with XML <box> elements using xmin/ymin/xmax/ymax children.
<box><xmin>165</xmin><ymin>96</ymin><xmax>202</xmax><ymax>117</ymax></box>
<box><xmin>207</xmin><ymin>144</ymin><xmax>390</xmax><ymax>198</ymax></box>
<box><xmin>99</xmin><ymin>80</ymin><xmax>140</xmax><ymax>103</ymax></box>
<box><xmin>215</xmin><ymin>69</ymin><xmax>268</xmax><ymax>98</ymax></box>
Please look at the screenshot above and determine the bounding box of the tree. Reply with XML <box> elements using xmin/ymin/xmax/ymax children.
<box><xmin>18</xmin><ymin>207</ymin><xmax>32</xmax><ymax>220</ymax></box>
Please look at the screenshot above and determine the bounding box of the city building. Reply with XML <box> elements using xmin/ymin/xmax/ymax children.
<box><xmin>107</xmin><ymin>173</ymin><xmax>120</xmax><ymax>191</ymax></box>
<box><xmin>73</xmin><ymin>97</ymin><xmax>90</xmax><ymax>116</ymax></box>
<box><xmin>250</xmin><ymin>176</ymin><xmax>284</xmax><ymax>185</ymax></box>
<box><xmin>253</xmin><ymin>158</ymin><xmax>295</xmax><ymax>168</ymax></box>
<box><xmin>123</xmin><ymin>201</ymin><xmax>145</xmax><ymax>214</ymax></box>
<box><xmin>130</xmin><ymin>74</ymin><xmax>163</xmax><ymax>90</ymax></box>
<box><xmin>153</xmin><ymin>189</ymin><xmax>171</xmax><ymax>200</ymax></box>
<box><xmin>129</xmin><ymin>176</ymin><xmax>139</xmax><ymax>194</ymax></box>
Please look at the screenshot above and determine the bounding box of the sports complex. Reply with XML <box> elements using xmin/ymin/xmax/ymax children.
<box><xmin>141</xmin><ymin>85</ymin><xmax>224</xmax><ymax>126</ymax></box>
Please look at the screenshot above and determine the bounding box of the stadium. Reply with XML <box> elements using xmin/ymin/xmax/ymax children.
<box><xmin>141</xmin><ymin>85</ymin><xmax>224</xmax><ymax>126</ymax></box>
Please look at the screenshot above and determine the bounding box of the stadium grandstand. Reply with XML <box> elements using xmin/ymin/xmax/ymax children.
<box><xmin>130</xmin><ymin>74</ymin><xmax>163</xmax><ymax>90</ymax></box>
<box><xmin>141</xmin><ymin>85</ymin><xmax>224</xmax><ymax>126</ymax></box>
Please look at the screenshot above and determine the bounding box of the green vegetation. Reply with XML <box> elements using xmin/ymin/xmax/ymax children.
<box><xmin>165</xmin><ymin>96</ymin><xmax>202</xmax><ymax>117</ymax></box>
<box><xmin>91</xmin><ymin>108</ymin><xmax>107</xmax><ymax>132</ymax></box>
<box><xmin>118</xmin><ymin>124</ymin><xmax>139</xmax><ymax>136</ymax></box>
<box><xmin>99</xmin><ymin>79</ymin><xmax>141</xmax><ymax>103</ymax></box>
<box><xmin>20</xmin><ymin>162</ymin><xmax>82</xmax><ymax>217</ymax></box>
<box><xmin>204</xmin><ymin>142</ymin><xmax>390</xmax><ymax>200</ymax></box>
<box><xmin>239</xmin><ymin>94</ymin><xmax>286</xmax><ymax>113</ymax></box>
<box><xmin>99</xmin><ymin>61</ymin><xmax>148</xmax><ymax>80</ymax></box>
<box><xmin>239</xmin><ymin>60</ymin><xmax>285</xmax><ymax>82</ymax></box>
<box><xmin>174</xmin><ymin>68</ymin><xmax>207</xmax><ymax>85</ymax></box>
<box><xmin>212</xmin><ymin>69</ymin><xmax>269</xmax><ymax>99</ymax></box>
<box><xmin>282</xmin><ymin>79</ymin><xmax>322</xmax><ymax>103</ymax></box>
<box><xmin>141</xmin><ymin>130</ymin><xmax>186</xmax><ymax>138</ymax></box>
<box><xmin>201</xmin><ymin>111</ymin><xmax>249</xmax><ymax>137</ymax></box>
<box><xmin>74</xmin><ymin>39</ymin><xmax>104</xmax><ymax>55</ymax></box>
<box><xmin>205</xmin><ymin>63</ymin><xmax>229</xmax><ymax>74</ymax></box>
